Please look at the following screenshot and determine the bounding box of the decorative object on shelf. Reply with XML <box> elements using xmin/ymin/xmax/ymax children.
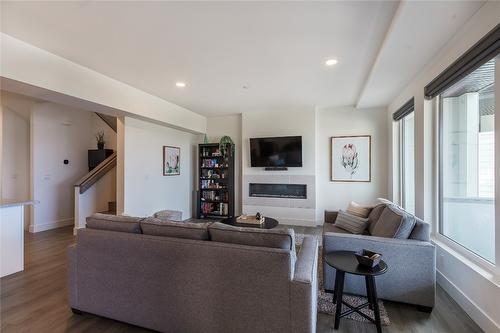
<box><xmin>331</xmin><ymin>135</ymin><xmax>371</xmax><ymax>182</ymax></box>
<box><xmin>219</xmin><ymin>135</ymin><xmax>235</xmax><ymax>157</ymax></box>
<box><xmin>203</xmin><ymin>134</ymin><xmax>209</xmax><ymax>144</ymax></box>
<box><xmin>163</xmin><ymin>146</ymin><xmax>180</xmax><ymax>176</ymax></box>
<box><xmin>96</xmin><ymin>131</ymin><xmax>105</xmax><ymax>150</ymax></box>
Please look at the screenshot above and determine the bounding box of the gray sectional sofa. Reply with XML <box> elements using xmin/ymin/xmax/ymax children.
<box><xmin>322</xmin><ymin>203</ymin><xmax>436</xmax><ymax>310</ymax></box>
<box><xmin>68</xmin><ymin>214</ymin><xmax>318</xmax><ymax>333</ymax></box>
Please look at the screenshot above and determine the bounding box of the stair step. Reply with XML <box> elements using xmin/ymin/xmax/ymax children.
<box><xmin>108</xmin><ymin>201</ymin><xmax>116</xmax><ymax>212</ymax></box>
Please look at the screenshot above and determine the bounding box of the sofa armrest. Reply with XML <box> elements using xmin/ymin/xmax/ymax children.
<box><xmin>324</xmin><ymin>210</ymin><xmax>338</xmax><ymax>224</ymax></box>
<box><xmin>293</xmin><ymin>236</ymin><xmax>318</xmax><ymax>283</ymax></box>
<box><xmin>291</xmin><ymin>236</ymin><xmax>318</xmax><ymax>333</ymax></box>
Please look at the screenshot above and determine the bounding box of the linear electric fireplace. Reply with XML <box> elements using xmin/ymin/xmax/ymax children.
<box><xmin>249</xmin><ymin>183</ymin><xmax>307</xmax><ymax>199</ymax></box>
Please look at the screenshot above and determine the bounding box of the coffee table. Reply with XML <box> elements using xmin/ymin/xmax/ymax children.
<box><xmin>219</xmin><ymin>216</ymin><xmax>279</xmax><ymax>229</ymax></box>
<box><xmin>325</xmin><ymin>251</ymin><xmax>388</xmax><ymax>333</ymax></box>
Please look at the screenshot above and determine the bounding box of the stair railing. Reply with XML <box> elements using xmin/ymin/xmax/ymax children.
<box><xmin>74</xmin><ymin>152</ymin><xmax>117</xmax><ymax>194</ymax></box>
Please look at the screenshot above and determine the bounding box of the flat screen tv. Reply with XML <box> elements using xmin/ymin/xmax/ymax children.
<box><xmin>250</xmin><ymin>136</ymin><xmax>302</xmax><ymax>167</ymax></box>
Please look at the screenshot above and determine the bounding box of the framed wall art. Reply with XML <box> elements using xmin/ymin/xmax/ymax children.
<box><xmin>331</xmin><ymin>135</ymin><xmax>371</xmax><ymax>182</ymax></box>
<box><xmin>163</xmin><ymin>146</ymin><xmax>180</xmax><ymax>176</ymax></box>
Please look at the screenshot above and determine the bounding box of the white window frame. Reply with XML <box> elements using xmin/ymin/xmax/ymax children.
<box><xmin>399</xmin><ymin>112</ymin><xmax>415</xmax><ymax>213</ymax></box>
<box><xmin>433</xmin><ymin>56</ymin><xmax>500</xmax><ymax>275</ymax></box>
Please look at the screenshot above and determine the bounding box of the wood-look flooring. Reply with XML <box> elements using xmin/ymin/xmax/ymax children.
<box><xmin>0</xmin><ymin>226</ymin><xmax>483</xmax><ymax>333</ymax></box>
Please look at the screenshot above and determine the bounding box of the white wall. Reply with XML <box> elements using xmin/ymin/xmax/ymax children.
<box><xmin>206</xmin><ymin>107</ymin><xmax>388</xmax><ymax>225</ymax></box>
<box><xmin>122</xmin><ymin>117</ymin><xmax>199</xmax><ymax>219</ymax></box>
<box><xmin>1</xmin><ymin>91</ymin><xmax>35</xmax><ymax>229</ymax></box>
<box><xmin>30</xmin><ymin>102</ymin><xmax>117</xmax><ymax>232</ymax></box>
<box><xmin>316</xmin><ymin>106</ymin><xmax>388</xmax><ymax>220</ymax></box>
<box><xmin>242</xmin><ymin>110</ymin><xmax>316</xmax><ymax>175</ymax></box>
<box><xmin>1</xmin><ymin>108</ymin><xmax>29</xmax><ymax>200</ymax></box>
<box><xmin>387</xmin><ymin>2</ymin><xmax>500</xmax><ymax>332</ymax></box>
<box><xmin>206</xmin><ymin>114</ymin><xmax>242</xmax><ymax>215</ymax></box>
<box><xmin>240</xmin><ymin>110</ymin><xmax>317</xmax><ymax>226</ymax></box>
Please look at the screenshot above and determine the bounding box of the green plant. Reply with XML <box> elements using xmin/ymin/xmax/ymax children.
<box><xmin>219</xmin><ymin>135</ymin><xmax>235</xmax><ymax>157</ymax></box>
<box><xmin>96</xmin><ymin>131</ymin><xmax>105</xmax><ymax>145</ymax></box>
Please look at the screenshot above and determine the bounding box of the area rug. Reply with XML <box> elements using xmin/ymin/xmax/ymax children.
<box><xmin>295</xmin><ymin>233</ymin><xmax>391</xmax><ymax>326</ymax></box>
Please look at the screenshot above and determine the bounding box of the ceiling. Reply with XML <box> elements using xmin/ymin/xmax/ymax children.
<box><xmin>0</xmin><ymin>1</ymin><xmax>485</xmax><ymax>116</ymax></box>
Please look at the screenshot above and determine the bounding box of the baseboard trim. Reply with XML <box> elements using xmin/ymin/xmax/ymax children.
<box><xmin>29</xmin><ymin>218</ymin><xmax>73</xmax><ymax>233</ymax></box>
<box><xmin>437</xmin><ymin>269</ymin><xmax>500</xmax><ymax>333</ymax></box>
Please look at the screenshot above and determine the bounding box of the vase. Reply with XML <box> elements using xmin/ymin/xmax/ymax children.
<box><xmin>97</xmin><ymin>143</ymin><xmax>104</xmax><ymax>150</ymax></box>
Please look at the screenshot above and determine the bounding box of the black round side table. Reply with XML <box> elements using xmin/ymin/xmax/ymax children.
<box><xmin>325</xmin><ymin>251</ymin><xmax>388</xmax><ymax>333</ymax></box>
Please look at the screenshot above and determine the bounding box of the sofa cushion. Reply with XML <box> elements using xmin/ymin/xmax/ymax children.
<box><xmin>334</xmin><ymin>210</ymin><xmax>369</xmax><ymax>234</ymax></box>
<box><xmin>208</xmin><ymin>222</ymin><xmax>295</xmax><ymax>251</ymax></box>
<box><xmin>371</xmin><ymin>204</ymin><xmax>416</xmax><ymax>239</ymax></box>
<box><xmin>141</xmin><ymin>217</ymin><xmax>210</xmax><ymax>240</ymax></box>
<box><xmin>367</xmin><ymin>204</ymin><xmax>386</xmax><ymax>234</ymax></box>
<box><xmin>86</xmin><ymin>213</ymin><xmax>143</xmax><ymax>234</ymax></box>
<box><xmin>346</xmin><ymin>201</ymin><xmax>373</xmax><ymax>218</ymax></box>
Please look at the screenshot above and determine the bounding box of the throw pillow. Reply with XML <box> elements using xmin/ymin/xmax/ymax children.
<box><xmin>141</xmin><ymin>217</ymin><xmax>210</xmax><ymax>240</ymax></box>
<box><xmin>334</xmin><ymin>210</ymin><xmax>370</xmax><ymax>234</ymax></box>
<box><xmin>370</xmin><ymin>204</ymin><xmax>416</xmax><ymax>239</ymax></box>
<box><xmin>367</xmin><ymin>204</ymin><xmax>386</xmax><ymax>235</ymax></box>
<box><xmin>346</xmin><ymin>201</ymin><xmax>373</xmax><ymax>218</ymax></box>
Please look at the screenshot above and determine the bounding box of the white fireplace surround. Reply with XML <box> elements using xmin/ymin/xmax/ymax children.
<box><xmin>242</xmin><ymin>174</ymin><xmax>316</xmax><ymax>226</ymax></box>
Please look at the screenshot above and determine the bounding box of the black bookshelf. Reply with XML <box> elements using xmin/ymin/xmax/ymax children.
<box><xmin>197</xmin><ymin>143</ymin><xmax>235</xmax><ymax>219</ymax></box>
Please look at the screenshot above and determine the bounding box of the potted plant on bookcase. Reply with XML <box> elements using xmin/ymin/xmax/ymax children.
<box><xmin>219</xmin><ymin>135</ymin><xmax>235</xmax><ymax>157</ymax></box>
<box><xmin>96</xmin><ymin>131</ymin><xmax>105</xmax><ymax>150</ymax></box>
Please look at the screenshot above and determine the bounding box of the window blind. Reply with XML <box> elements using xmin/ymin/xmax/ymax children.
<box><xmin>424</xmin><ymin>23</ymin><xmax>499</xmax><ymax>99</ymax></box>
<box><xmin>393</xmin><ymin>97</ymin><xmax>414</xmax><ymax>121</ymax></box>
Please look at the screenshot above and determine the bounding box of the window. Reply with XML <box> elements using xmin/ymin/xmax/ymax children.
<box><xmin>394</xmin><ymin>98</ymin><xmax>415</xmax><ymax>213</ymax></box>
<box><xmin>439</xmin><ymin>58</ymin><xmax>495</xmax><ymax>263</ymax></box>
<box><xmin>401</xmin><ymin>112</ymin><xmax>415</xmax><ymax>214</ymax></box>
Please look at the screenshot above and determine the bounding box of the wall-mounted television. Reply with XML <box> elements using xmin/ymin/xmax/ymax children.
<box><xmin>250</xmin><ymin>136</ymin><xmax>302</xmax><ymax>167</ymax></box>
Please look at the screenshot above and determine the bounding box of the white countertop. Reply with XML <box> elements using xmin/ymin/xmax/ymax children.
<box><xmin>0</xmin><ymin>199</ymin><xmax>38</xmax><ymax>208</ymax></box>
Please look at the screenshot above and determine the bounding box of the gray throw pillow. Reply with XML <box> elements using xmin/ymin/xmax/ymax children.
<box><xmin>141</xmin><ymin>217</ymin><xmax>210</xmax><ymax>240</ymax></box>
<box><xmin>367</xmin><ymin>204</ymin><xmax>386</xmax><ymax>234</ymax></box>
<box><xmin>208</xmin><ymin>222</ymin><xmax>295</xmax><ymax>251</ymax></box>
<box><xmin>86</xmin><ymin>213</ymin><xmax>143</xmax><ymax>234</ymax></box>
<box><xmin>334</xmin><ymin>210</ymin><xmax>370</xmax><ymax>234</ymax></box>
<box><xmin>370</xmin><ymin>204</ymin><xmax>416</xmax><ymax>239</ymax></box>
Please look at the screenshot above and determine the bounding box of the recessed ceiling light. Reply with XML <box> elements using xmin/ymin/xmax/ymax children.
<box><xmin>176</xmin><ymin>82</ymin><xmax>186</xmax><ymax>88</ymax></box>
<box><xmin>325</xmin><ymin>59</ymin><xmax>338</xmax><ymax>66</ymax></box>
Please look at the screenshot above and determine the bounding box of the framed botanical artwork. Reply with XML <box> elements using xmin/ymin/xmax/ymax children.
<box><xmin>331</xmin><ymin>135</ymin><xmax>371</xmax><ymax>182</ymax></box>
<box><xmin>163</xmin><ymin>146</ymin><xmax>180</xmax><ymax>176</ymax></box>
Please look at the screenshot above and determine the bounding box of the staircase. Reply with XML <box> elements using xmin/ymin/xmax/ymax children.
<box><xmin>95</xmin><ymin>112</ymin><xmax>117</xmax><ymax>132</ymax></box>
<box><xmin>100</xmin><ymin>201</ymin><xmax>117</xmax><ymax>215</ymax></box>
<box><xmin>74</xmin><ymin>153</ymin><xmax>117</xmax><ymax>233</ymax></box>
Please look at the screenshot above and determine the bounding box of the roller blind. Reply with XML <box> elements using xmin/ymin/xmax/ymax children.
<box><xmin>393</xmin><ymin>97</ymin><xmax>414</xmax><ymax>121</ymax></box>
<box><xmin>424</xmin><ymin>23</ymin><xmax>499</xmax><ymax>99</ymax></box>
